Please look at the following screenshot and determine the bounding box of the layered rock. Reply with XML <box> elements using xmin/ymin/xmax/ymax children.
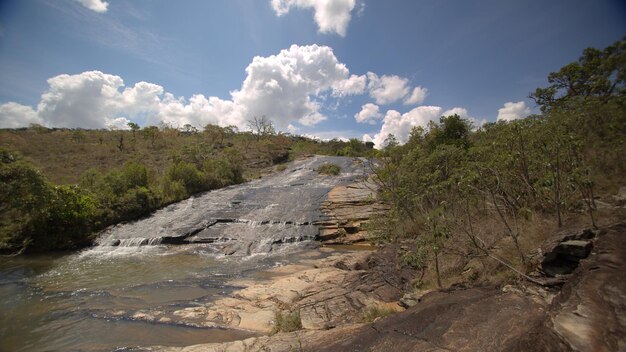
<box><xmin>518</xmin><ymin>222</ymin><xmax>626</xmax><ymax>351</ymax></box>
<box><xmin>316</xmin><ymin>180</ymin><xmax>389</xmax><ymax>244</ymax></box>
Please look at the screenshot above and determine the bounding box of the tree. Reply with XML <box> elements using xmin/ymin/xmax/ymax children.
<box><xmin>127</xmin><ymin>122</ymin><xmax>140</xmax><ymax>139</ymax></box>
<box><xmin>142</xmin><ymin>126</ymin><xmax>159</xmax><ymax>147</ymax></box>
<box><xmin>248</xmin><ymin>116</ymin><xmax>275</xmax><ymax>140</ymax></box>
<box><xmin>530</xmin><ymin>36</ymin><xmax>625</xmax><ymax>111</ymax></box>
<box><xmin>181</xmin><ymin>124</ymin><xmax>198</xmax><ymax>135</ymax></box>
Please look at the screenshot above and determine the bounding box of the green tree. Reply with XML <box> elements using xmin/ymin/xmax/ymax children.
<box><xmin>530</xmin><ymin>36</ymin><xmax>625</xmax><ymax>111</ymax></box>
<box><xmin>127</xmin><ymin>122</ymin><xmax>140</xmax><ymax>139</ymax></box>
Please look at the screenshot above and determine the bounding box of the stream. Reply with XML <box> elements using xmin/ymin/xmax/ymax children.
<box><xmin>0</xmin><ymin>156</ymin><xmax>368</xmax><ymax>352</ymax></box>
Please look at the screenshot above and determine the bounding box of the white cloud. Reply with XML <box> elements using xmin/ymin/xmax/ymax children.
<box><xmin>271</xmin><ymin>0</ymin><xmax>356</xmax><ymax>36</ymax></box>
<box><xmin>371</xmin><ymin>106</ymin><xmax>443</xmax><ymax>148</ymax></box>
<box><xmin>332</xmin><ymin>74</ymin><xmax>366</xmax><ymax>97</ymax></box>
<box><xmin>0</xmin><ymin>102</ymin><xmax>42</xmax><ymax>128</ymax></box>
<box><xmin>0</xmin><ymin>45</ymin><xmax>363</xmax><ymax>130</ymax></box>
<box><xmin>230</xmin><ymin>44</ymin><xmax>349</xmax><ymax>128</ymax></box>
<box><xmin>367</xmin><ymin>72</ymin><xmax>410</xmax><ymax>105</ymax></box>
<box><xmin>287</xmin><ymin>124</ymin><xmax>299</xmax><ymax>133</ymax></box>
<box><xmin>354</xmin><ymin>103</ymin><xmax>382</xmax><ymax>124</ymax></box>
<box><xmin>74</xmin><ymin>0</ymin><xmax>109</xmax><ymax>13</ymax></box>
<box><xmin>3</xmin><ymin>71</ymin><xmax>243</xmax><ymax>130</ymax></box>
<box><xmin>105</xmin><ymin>117</ymin><xmax>131</xmax><ymax>130</ymax></box>
<box><xmin>362</xmin><ymin>133</ymin><xmax>373</xmax><ymax>143</ymax></box>
<box><xmin>442</xmin><ymin>107</ymin><xmax>488</xmax><ymax>130</ymax></box>
<box><xmin>404</xmin><ymin>86</ymin><xmax>428</xmax><ymax>105</ymax></box>
<box><xmin>442</xmin><ymin>107</ymin><xmax>470</xmax><ymax>119</ymax></box>
<box><xmin>497</xmin><ymin>101</ymin><xmax>531</xmax><ymax>122</ymax></box>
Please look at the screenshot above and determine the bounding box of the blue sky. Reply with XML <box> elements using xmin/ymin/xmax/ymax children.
<box><xmin>0</xmin><ymin>0</ymin><xmax>624</xmax><ymax>146</ymax></box>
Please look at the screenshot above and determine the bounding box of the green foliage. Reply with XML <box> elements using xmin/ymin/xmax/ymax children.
<box><xmin>166</xmin><ymin>160</ymin><xmax>204</xmax><ymax>195</ymax></box>
<box><xmin>272</xmin><ymin>310</ymin><xmax>302</xmax><ymax>334</ymax></box>
<box><xmin>370</xmin><ymin>40</ymin><xmax>625</xmax><ymax>280</ymax></box>
<box><xmin>530</xmin><ymin>36</ymin><xmax>625</xmax><ymax>112</ymax></box>
<box><xmin>316</xmin><ymin>163</ymin><xmax>341</xmax><ymax>175</ymax></box>
<box><xmin>0</xmin><ymin>150</ymin><xmax>98</xmax><ymax>252</ymax></box>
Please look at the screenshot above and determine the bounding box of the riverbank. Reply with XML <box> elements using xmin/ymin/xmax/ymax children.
<box><xmin>141</xmin><ymin>221</ymin><xmax>625</xmax><ymax>352</ymax></box>
<box><xmin>139</xmin><ymin>177</ymin><xmax>625</xmax><ymax>352</ymax></box>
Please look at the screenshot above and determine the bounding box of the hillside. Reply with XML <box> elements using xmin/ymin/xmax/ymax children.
<box><xmin>0</xmin><ymin>124</ymin><xmax>374</xmax><ymax>253</ymax></box>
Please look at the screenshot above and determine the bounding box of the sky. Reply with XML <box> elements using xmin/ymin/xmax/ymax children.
<box><xmin>0</xmin><ymin>0</ymin><xmax>624</xmax><ymax>147</ymax></box>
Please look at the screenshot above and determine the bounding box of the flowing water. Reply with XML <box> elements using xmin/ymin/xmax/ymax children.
<box><xmin>0</xmin><ymin>156</ymin><xmax>367</xmax><ymax>352</ymax></box>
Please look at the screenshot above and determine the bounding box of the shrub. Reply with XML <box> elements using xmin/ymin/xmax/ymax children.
<box><xmin>316</xmin><ymin>163</ymin><xmax>341</xmax><ymax>175</ymax></box>
<box><xmin>166</xmin><ymin>160</ymin><xmax>204</xmax><ymax>194</ymax></box>
<box><xmin>360</xmin><ymin>305</ymin><xmax>397</xmax><ymax>323</ymax></box>
<box><xmin>272</xmin><ymin>310</ymin><xmax>302</xmax><ymax>334</ymax></box>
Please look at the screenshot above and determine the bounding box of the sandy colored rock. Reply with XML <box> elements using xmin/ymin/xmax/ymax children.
<box><xmin>316</xmin><ymin>180</ymin><xmax>389</xmax><ymax>244</ymax></box>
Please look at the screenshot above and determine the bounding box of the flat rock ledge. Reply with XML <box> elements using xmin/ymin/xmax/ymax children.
<box><xmin>167</xmin><ymin>250</ymin><xmax>403</xmax><ymax>333</ymax></box>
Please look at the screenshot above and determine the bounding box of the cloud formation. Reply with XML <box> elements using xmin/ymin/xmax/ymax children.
<box><xmin>0</xmin><ymin>102</ymin><xmax>41</xmax><ymax>128</ymax></box>
<box><xmin>231</xmin><ymin>44</ymin><xmax>349</xmax><ymax>128</ymax></box>
<box><xmin>74</xmin><ymin>0</ymin><xmax>109</xmax><ymax>13</ymax></box>
<box><xmin>0</xmin><ymin>44</ymin><xmax>370</xmax><ymax>131</ymax></box>
<box><xmin>404</xmin><ymin>86</ymin><xmax>428</xmax><ymax>105</ymax></box>
<box><xmin>271</xmin><ymin>0</ymin><xmax>356</xmax><ymax>36</ymax></box>
<box><xmin>371</xmin><ymin>106</ymin><xmax>443</xmax><ymax>148</ymax></box>
<box><xmin>366</xmin><ymin>72</ymin><xmax>410</xmax><ymax>105</ymax></box>
<box><xmin>332</xmin><ymin>74</ymin><xmax>366</xmax><ymax>97</ymax></box>
<box><xmin>354</xmin><ymin>103</ymin><xmax>382</xmax><ymax>124</ymax></box>
<box><xmin>496</xmin><ymin>101</ymin><xmax>531</xmax><ymax>121</ymax></box>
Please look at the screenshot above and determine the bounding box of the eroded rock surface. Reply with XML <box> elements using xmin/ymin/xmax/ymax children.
<box><xmin>155</xmin><ymin>249</ymin><xmax>407</xmax><ymax>333</ymax></box>
<box><xmin>518</xmin><ymin>222</ymin><xmax>626</xmax><ymax>352</ymax></box>
<box><xmin>316</xmin><ymin>180</ymin><xmax>389</xmax><ymax>244</ymax></box>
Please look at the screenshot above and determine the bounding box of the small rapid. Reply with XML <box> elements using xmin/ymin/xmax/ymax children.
<box><xmin>0</xmin><ymin>156</ymin><xmax>368</xmax><ymax>351</ymax></box>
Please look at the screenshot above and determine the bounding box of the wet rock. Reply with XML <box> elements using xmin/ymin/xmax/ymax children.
<box><xmin>94</xmin><ymin>156</ymin><xmax>370</xmax><ymax>255</ymax></box>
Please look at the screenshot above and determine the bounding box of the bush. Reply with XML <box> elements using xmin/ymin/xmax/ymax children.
<box><xmin>272</xmin><ymin>310</ymin><xmax>302</xmax><ymax>334</ymax></box>
<box><xmin>316</xmin><ymin>163</ymin><xmax>341</xmax><ymax>175</ymax></box>
<box><xmin>166</xmin><ymin>160</ymin><xmax>204</xmax><ymax>195</ymax></box>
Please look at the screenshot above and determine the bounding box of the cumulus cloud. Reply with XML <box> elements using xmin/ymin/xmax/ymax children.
<box><xmin>271</xmin><ymin>0</ymin><xmax>356</xmax><ymax>36</ymax></box>
<box><xmin>362</xmin><ymin>133</ymin><xmax>373</xmax><ymax>142</ymax></box>
<box><xmin>0</xmin><ymin>45</ymin><xmax>368</xmax><ymax>130</ymax></box>
<box><xmin>442</xmin><ymin>107</ymin><xmax>470</xmax><ymax>119</ymax></box>
<box><xmin>231</xmin><ymin>44</ymin><xmax>348</xmax><ymax>128</ymax></box>
<box><xmin>404</xmin><ymin>86</ymin><xmax>428</xmax><ymax>105</ymax></box>
<box><xmin>366</xmin><ymin>72</ymin><xmax>410</xmax><ymax>105</ymax></box>
<box><xmin>371</xmin><ymin>106</ymin><xmax>442</xmax><ymax>148</ymax></box>
<box><xmin>0</xmin><ymin>102</ymin><xmax>42</xmax><ymax>128</ymax></box>
<box><xmin>332</xmin><ymin>74</ymin><xmax>366</xmax><ymax>97</ymax></box>
<box><xmin>105</xmin><ymin>117</ymin><xmax>132</xmax><ymax>130</ymax></box>
<box><xmin>0</xmin><ymin>71</ymin><xmax>243</xmax><ymax>130</ymax></box>
<box><xmin>497</xmin><ymin>101</ymin><xmax>531</xmax><ymax>122</ymax></box>
<box><xmin>354</xmin><ymin>103</ymin><xmax>382</xmax><ymax>124</ymax></box>
<box><xmin>74</xmin><ymin>0</ymin><xmax>109</xmax><ymax>13</ymax></box>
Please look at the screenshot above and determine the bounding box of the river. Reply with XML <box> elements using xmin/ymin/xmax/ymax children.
<box><xmin>0</xmin><ymin>156</ymin><xmax>368</xmax><ymax>351</ymax></box>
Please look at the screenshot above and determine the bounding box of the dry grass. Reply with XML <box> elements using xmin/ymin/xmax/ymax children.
<box><xmin>0</xmin><ymin>128</ymin><xmax>291</xmax><ymax>184</ymax></box>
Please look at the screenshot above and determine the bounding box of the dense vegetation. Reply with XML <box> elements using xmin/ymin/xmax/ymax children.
<box><xmin>369</xmin><ymin>38</ymin><xmax>625</xmax><ymax>288</ymax></box>
<box><xmin>0</xmin><ymin>122</ymin><xmax>373</xmax><ymax>254</ymax></box>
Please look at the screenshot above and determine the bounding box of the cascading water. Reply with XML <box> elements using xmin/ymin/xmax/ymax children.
<box><xmin>0</xmin><ymin>156</ymin><xmax>369</xmax><ymax>352</ymax></box>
